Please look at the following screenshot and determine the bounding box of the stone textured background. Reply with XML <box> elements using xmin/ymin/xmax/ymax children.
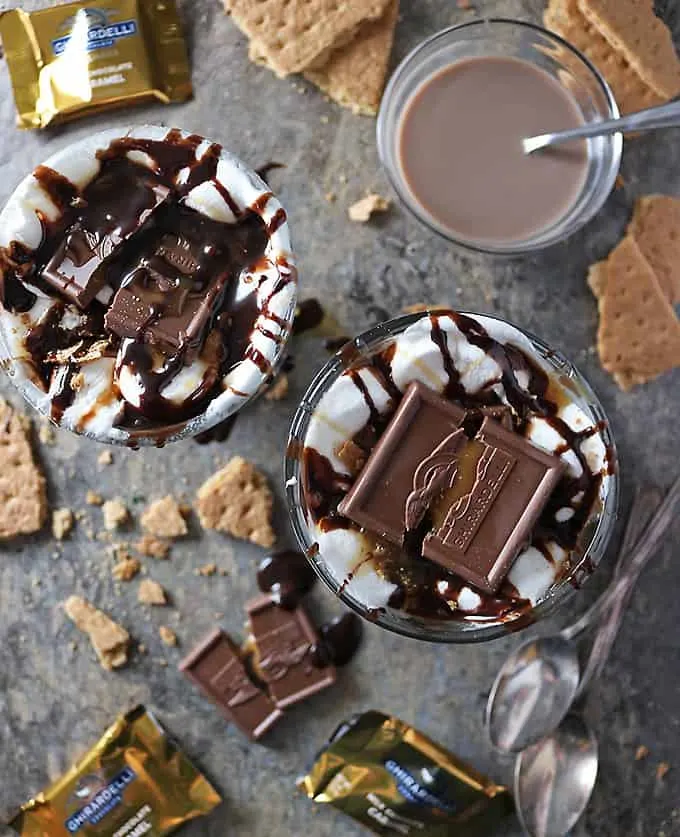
<box><xmin>0</xmin><ymin>1</ymin><xmax>679</xmax><ymax>836</ymax></box>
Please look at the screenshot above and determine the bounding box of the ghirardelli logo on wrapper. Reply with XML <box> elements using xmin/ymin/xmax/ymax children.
<box><xmin>64</xmin><ymin>766</ymin><xmax>136</xmax><ymax>833</ymax></box>
<box><xmin>384</xmin><ymin>761</ymin><xmax>458</xmax><ymax>814</ymax></box>
<box><xmin>51</xmin><ymin>8</ymin><xmax>138</xmax><ymax>56</ymax></box>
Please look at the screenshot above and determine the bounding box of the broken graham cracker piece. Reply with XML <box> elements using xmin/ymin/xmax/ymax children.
<box><xmin>348</xmin><ymin>193</ymin><xmax>390</xmax><ymax>222</ymax></box>
<box><xmin>304</xmin><ymin>0</ymin><xmax>399</xmax><ymax>116</ymax></box>
<box><xmin>136</xmin><ymin>534</ymin><xmax>171</xmax><ymax>559</ymax></box>
<box><xmin>0</xmin><ymin>399</ymin><xmax>47</xmax><ymax>539</ymax></box>
<box><xmin>594</xmin><ymin>236</ymin><xmax>680</xmax><ymax>389</ymax></box>
<box><xmin>112</xmin><ymin>555</ymin><xmax>141</xmax><ymax>582</ymax></box>
<box><xmin>138</xmin><ymin>578</ymin><xmax>168</xmax><ymax>605</ymax></box>
<box><xmin>225</xmin><ymin>0</ymin><xmax>391</xmax><ymax>78</ymax></box>
<box><xmin>629</xmin><ymin>195</ymin><xmax>680</xmax><ymax>304</ymax></box>
<box><xmin>544</xmin><ymin>0</ymin><xmax>663</xmax><ymax>114</ymax></box>
<box><xmin>577</xmin><ymin>0</ymin><xmax>680</xmax><ymax>100</ymax></box>
<box><xmin>160</xmin><ymin>625</ymin><xmax>178</xmax><ymax>647</ymax></box>
<box><xmin>103</xmin><ymin>498</ymin><xmax>129</xmax><ymax>530</ymax></box>
<box><xmin>141</xmin><ymin>495</ymin><xmax>188</xmax><ymax>539</ymax></box>
<box><xmin>64</xmin><ymin>595</ymin><xmax>130</xmax><ymax>670</ymax></box>
<box><xmin>195</xmin><ymin>457</ymin><xmax>275</xmax><ymax>548</ymax></box>
<box><xmin>52</xmin><ymin>508</ymin><xmax>74</xmax><ymax>541</ymax></box>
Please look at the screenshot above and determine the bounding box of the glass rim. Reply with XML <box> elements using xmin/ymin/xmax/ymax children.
<box><xmin>376</xmin><ymin>17</ymin><xmax>623</xmax><ymax>256</ymax></box>
<box><xmin>284</xmin><ymin>309</ymin><xmax>620</xmax><ymax>644</ymax></box>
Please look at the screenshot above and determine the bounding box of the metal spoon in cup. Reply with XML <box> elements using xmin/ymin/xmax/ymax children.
<box><xmin>523</xmin><ymin>97</ymin><xmax>680</xmax><ymax>154</ymax></box>
<box><xmin>485</xmin><ymin>485</ymin><xmax>660</xmax><ymax>754</ymax></box>
<box><xmin>514</xmin><ymin>474</ymin><xmax>680</xmax><ymax>837</ymax></box>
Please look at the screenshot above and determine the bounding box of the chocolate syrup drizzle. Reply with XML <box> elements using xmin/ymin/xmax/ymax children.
<box><xmin>0</xmin><ymin>130</ymin><xmax>294</xmax><ymax>436</ymax></box>
<box><xmin>301</xmin><ymin>312</ymin><xmax>612</xmax><ymax>625</ymax></box>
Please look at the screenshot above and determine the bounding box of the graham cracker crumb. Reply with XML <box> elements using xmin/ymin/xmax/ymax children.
<box><xmin>657</xmin><ymin>762</ymin><xmax>671</xmax><ymax>780</ymax></box>
<box><xmin>197</xmin><ymin>562</ymin><xmax>217</xmax><ymax>577</ymax></box>
<box><xmin>86</xmin><ymin>490</ymin><xmax>104</xmax><ymax>506</ymax></box>
<box><xmin>112</xmin><ymin>556</ymin><xmax>141</xmax><ymax>582</ymax></box>
<box><xmin>64</xmin><ymin>595</ymin><xmax>130</xmax><ymax>670</ymax></box>
<box><xmin>348</xmin><ymin>193</ymin><xmax>390</xmax><ymax>222</ymax></box>
<box><xmin>0</xmin><ymin>399</ymin><xmax>48</xmax><ymax>539</ymax></box>
<box><xmin>98</xmin><ymin>450</ymin><xmax>113</xmax><ymax>467</ymax></box>
<box><xmin>103</xmin><ymin>498</ymin><xmax>129</xmax><ymax>531</ymax></box>
<box><xmin>136</xmin><ymin>534</ymin><xmax>171</xmax><ymax>559</ymax></box>
<box><xmin>636</xmin><ymin>745</ymin><xmax>650</xmax><ymax>761</ymax></box>
<box><xmin>52</xmin><ymin>508</ymin><xmax>74</xmax><ymax>541</ymax></box>
<box><xmin>195</xmin><ymin>456</ymin><xmax>275</xmax><ymax>547</ymax></box>
<box><xmin>159</xmin><ymin>625</ymin><xmax>178</xmax><ymax>646</ymax></box>
<box><xmin>138</xmin><ymin>578</ymin><xmax>167</xmax><ymax>606</ymax></box>
<box><xmin>265</xmin><ymin>373</ymin><xmax>289</xmax><ymax>401</ymax></box>
<box><xmin>138</xmin><ymin>643</ymin><xmax>147</xmax><ymax>654</ymax></box>
<box><xmin>335</xmin><ymin>440</ymin><xmax>366</xmax><ymax>476</ymax></box>
<box><xmin>70</xmin><ymin>372</ymin><xmax>86</xmax><ymax>392</ymax></box>
<box><xmin>38</xmin><ymin>421</ymin><xmax>56</xmax><ymax>445</ymax></box>
<box><xmin>141</xmin><ymin>496</ymin><xmax>188</xmax><ymax>539</ymax></box>
<box><xmin>325</xmin><ymin>191</ymin><xmax>336</xmax><ymax>203</ymax></box>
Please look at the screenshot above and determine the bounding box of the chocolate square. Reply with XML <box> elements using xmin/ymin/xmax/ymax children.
<box><xmin>179</xmin><ymin>628</ymin><xmax>282</xmax><ymax>740</ymax></box>
<box><xmin>41</xmin><ymin>181</ymin><xmax>169</xmax><ymax>310</ymax></box>
<box><xmin>338</xmin><ymin>382</ymin><xmax>466</xmax><ymax>544</ymax></box>
<box><xmin>338</xmin><ymin>383</ymin><xmax>565</xmax><ymax>594</ymax></box>
<box><xmin>247</xmin><ymin>595</ymin><xmax>336</xmax><ymax>708</ymax></box>
<box><xmin>422</xmin><ymin>417</ymin><xmax>565</xmax><ymax>593</ymax></box>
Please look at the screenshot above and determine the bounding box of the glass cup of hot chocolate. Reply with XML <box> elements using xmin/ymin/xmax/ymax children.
<box><xmin>285</xmin><ymin>310</ymin><xmax>619</xmax><ymax>643</ymax></box>
<box><xmin>377</xmin><ymin>19</ymin><xmax>622</xmax><ymax>254</ymax></box>
<box><xmin>0</xmin><ymin>126</ymin><xmax>296</xmax><ymax>446</ymax></box>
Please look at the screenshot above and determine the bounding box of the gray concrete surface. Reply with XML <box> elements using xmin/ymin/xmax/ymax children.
<box><xmin>0</xmin><ymin>1</ymin><xmax>679</xmax><ymax>835</ymax></box>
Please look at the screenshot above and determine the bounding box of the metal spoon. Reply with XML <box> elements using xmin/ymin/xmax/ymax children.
<box><xmin>485</xmin><ymin>485</ymin><xmax>658</xmax><ymax>753</ymax></box>
<box><xmin>514</xmin><ymin>474</ymin><xmax>680</xmax><ymax>837</ymax></box>
<box><xmin>522</xmin><ymin>98</ymin><xmax>680</xmax><ymax>154</ymax></box>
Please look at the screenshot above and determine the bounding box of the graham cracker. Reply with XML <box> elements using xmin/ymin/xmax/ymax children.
<box><xmin>594</xmin><ymin>236</ymin><xmax>680</xmax><ymax>389</ymax></box>
<box><xmin>64</xmin><ymin>596</ymin><xmax>130</xmax><ymax>670</ymax></box>
<box><xmin>138</xmin><ymin>578</ymin><xmax>167</xmax><ymax>606</ymax></box>
<box><xmin>141</xmin><ymin>495</ymin><xmax>188</xmax><ymax>539</ymax></box>
<box><xmin>544</xmin><ymin>0</ymin><xmax>663</xmax><ymax>113</ymax></box>
<box><xmin>577</xmin><ymin>0</ymin><xmax>680</xmax><ymax>100</ymax></box>
<box><xmin>304</xmin><ymin>0</ymin><xmax>399</xmax><ymax>115</ymax></box>
<box><xmin>224</xmin><ymin>0</ymin><xmax>392</xmax><ymax>78</ymax></box>
<box><xmin>195</xmin><ymin>456</ymin><xmax>275</xmax><ymax>548</ymax></box>
<box><xmin>0</xmin><ymin>399</ymin><xmax>47</xmax><ymax>540</ymax></box>
<box><xmin>629</xmin><ymin>195</ymin><xmax>680</xmax><ymax>304</ymax></box>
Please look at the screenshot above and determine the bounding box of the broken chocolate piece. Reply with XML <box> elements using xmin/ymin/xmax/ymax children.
<box><xmin>339</xmin><ymin>382</ymin><xmax>565</xmax><ymax>595</ymax></box>
<box><xmin>105</xmin><ymin>206</ymin><xmax>267</xmax><ymax>354</ymax></box>
<box><xmin>247</xmin><ymin>595</ymin><xmax>336</xmax><ymax>708</ymax></box>
<box><xmin>41</xmin><ymin>170</ymin><xmax>169</xmax><ymax>309</ymax></box>
<box><xmin>338</xmin><ymin>381</ymin><xmax>466</xmax><ymax>543</ymax></box>
<box><xmin>423</xmin><ymin>417</ymin><xmax>565</xmax><ymax>593</ymax></box>
<box><xmin>180</xmin><ymin>628</ymin><xmax>282</xmax><ymax>740</ymax></box>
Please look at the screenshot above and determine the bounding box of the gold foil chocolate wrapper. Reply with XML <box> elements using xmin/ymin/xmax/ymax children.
<box><xmin>9</xmin><ymin>706</ymin><xmax>221</xmax><ymax>837</ymax></box>
<box><xmin>0</xmin><ymin>0</ymin><xmax>192</xmax><ymax>129</ymax></box>
<box><xmin>299</xmin><ymin>711</ymin><xmax>513</xmax><ymax>837</ymax></box>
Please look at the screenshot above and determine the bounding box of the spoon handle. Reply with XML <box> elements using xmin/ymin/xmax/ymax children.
<box><xmin>523</xmin><ymin>98</ymin><xmax>680</xmax><ymax>153</ymax></box>
<box><xmin>577</xmin><ymin>473</ymin><xmax>680</xmax><ymax>694</ymax></box>
<box><xmin>563</xmin><ymin>485</ymin><xmax>659</xmax><ymax>642</ymax></box>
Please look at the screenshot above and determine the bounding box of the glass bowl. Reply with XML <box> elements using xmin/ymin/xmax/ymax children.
<box><xmin>0</xmin><ymin>125</ymin><xmax>297</xmax><ymax>447</ymax></box>
<box><xmin>284</xmin><ymin>311</ymin><xmax>619</xmax><ymax>644</ymax></box>
<box><xmin>377</xmin><ymin>18</ymin><xmax>622</xmax><ymax>255</ymax></box>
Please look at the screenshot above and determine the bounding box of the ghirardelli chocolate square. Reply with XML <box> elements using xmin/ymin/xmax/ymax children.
<box><xmin>338</xmin><ymin>382</ymin><xmax>565</xmax><ymax>594</ymax></box>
